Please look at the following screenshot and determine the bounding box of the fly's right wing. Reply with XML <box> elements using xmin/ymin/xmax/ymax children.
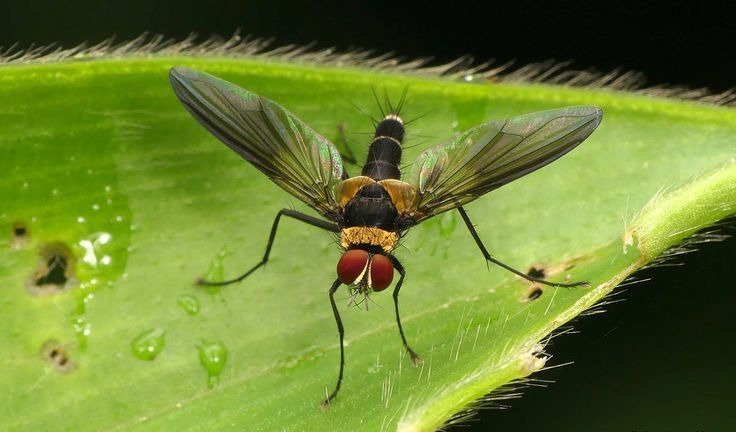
<box><xmin>406</xmin><ymin>106</ymin><xmax>603</xmax><ymax>221</ymax></box>
<box><xmin>170</xmin><ymin>67</ymin><xmax>345</xmax><ymax>219</ymax></box>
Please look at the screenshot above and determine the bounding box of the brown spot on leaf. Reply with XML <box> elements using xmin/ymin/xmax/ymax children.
<box><xmin>41</xmin><ymin>340</ymin><xmax>75</xmax><ymax>372</ymax></box>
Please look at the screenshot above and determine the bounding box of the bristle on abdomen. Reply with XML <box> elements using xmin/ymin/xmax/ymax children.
<box><xmin>361</xmin><ymin>114</ymin><xmax>405</xmax><ymax>181</ymax></box>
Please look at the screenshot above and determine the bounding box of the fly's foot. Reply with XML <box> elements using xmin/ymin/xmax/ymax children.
<box><xmin>320</xmin><ymin>391</ymin><xmax>338</xmax><ymax>410</ymax></box>
<box><xmin>408</xmin><ymin>348</ymin><xmax>423</xmax><ymax>367</ymax></box>
<box><xmin>552</xmin><ymin>279</ymin><xmax>590</xmax><ymax>288</ymax></box>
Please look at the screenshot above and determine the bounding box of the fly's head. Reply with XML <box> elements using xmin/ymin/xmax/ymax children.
<box><xmin>336</xmin><ymin>248</ymin><xmax>394</xmax><ymax>304</ymax></box>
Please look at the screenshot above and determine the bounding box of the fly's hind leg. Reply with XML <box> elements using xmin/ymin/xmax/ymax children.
<box><xmin>196</xmin><ymin>209</ymin><xmax>339</xmax><ymax>286</ymax></box>
<box><xmin>457</xmin><ymin>206</ymin><xmax>589</xmax><ymax>288</ymax></box>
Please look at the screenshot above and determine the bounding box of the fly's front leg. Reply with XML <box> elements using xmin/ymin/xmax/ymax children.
<box><xmin>389</xmin><ymin>255</ymin><xmax>422</xmax><ymax>366</ymax></box>
<box><xmin>457</xmin><ymin>206</ymin><xmax>588</xmax><ymax>288</ymax></box>
<box><xmin>197</xmin><ymin>209</ymin><xmax>339</xmax><ymax>286</ymax></box>
<box><xmin>321</xmin><ymin>278</ymin><xmax>345</xmax><ymax>409</ymax></box>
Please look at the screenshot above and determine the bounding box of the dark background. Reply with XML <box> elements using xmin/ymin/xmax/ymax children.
<box><xmin>3</xmin><ymin>1</ymin><xmax>736</xmax><ymax>93</ymax></box>
<box><xmin>3</xmin><ymin>1</ymin><xmax>735</xmax><ymax>430</ymax></box>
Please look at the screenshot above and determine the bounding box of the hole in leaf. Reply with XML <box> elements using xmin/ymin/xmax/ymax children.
<box><xmin>41</xmin><ymin>340</ymin><xmax>75</xmax><ymax>372</ymax></box>
<box><xmin>12</xmin><ymin>221</ymin><xmax>28</xmax><ymax>248</ymax></box>
<box><xmin>526</xmin><ymin>266</ymin><xmax>546</xmax><ymax>279</ymax></box>
<box><xmin>527</xmin><ymin>288</ymin><xmax>544</xmax><ymax>300</ymax></box>
<box><xmin>13</xmin><ymin>222</ymin><xmax>27</xmax><ymax>238</ymax></box>
<box><xmin>28</xmin><ymin>243</ymin><xmax>75</xmax><ymax>296</ymax></box>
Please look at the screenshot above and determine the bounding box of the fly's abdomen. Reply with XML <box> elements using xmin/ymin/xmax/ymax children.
<box><xmin>361</xmin><ymin>114</ymin><xmax>404</xmax><ymax>180</ymax></box>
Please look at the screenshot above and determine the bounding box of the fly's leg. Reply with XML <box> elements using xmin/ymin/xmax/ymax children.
<box><xmin>389</xmin><ymin>255</ymin><xmax>422</xmax><ymax>366</ymax></box>
<box><xmin>197</xmin><ymin>209</ymin><xmax>339</xmax><ymax>286</ymax></box>
<box><xmin>457</xmin><ymin>206</ymin><xmax>589</xmax><ymax>288</ymax></box>
<box><xmin>321</xmin><ymin>278</ymin><xmax>345</xmax><ymax>409</ymax></box>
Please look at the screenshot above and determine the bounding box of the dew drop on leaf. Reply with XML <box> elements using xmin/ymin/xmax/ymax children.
<box><xmin>197</xmin><ymin>341</ymin><xmax>228</xmax><ymax>388</ymax></box>
<box><xmin>177</xmin><ymin>295</ymin><xmax>200</xmax><ymax>316</ymax></box>
<box><xmin>131</xmin><ymin>328</ymin><xmax>166</xmax><ymax>361</ymax></box>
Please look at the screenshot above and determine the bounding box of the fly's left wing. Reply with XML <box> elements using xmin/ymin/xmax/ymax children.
<box><xmin>406</xmin><ymin>106</ymin><xmax>603</xmax><ymax>221</ymax></box>
<box><xmin>169</xmin><ymin>67</ymin><xmax>344</xmax><ymax>219</ymax></box>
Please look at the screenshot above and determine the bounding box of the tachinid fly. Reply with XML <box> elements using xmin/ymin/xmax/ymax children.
<box><xmin>169</xmin><ymin>67</ymin><xmax>603</xmax><ymax>407</ymax></box>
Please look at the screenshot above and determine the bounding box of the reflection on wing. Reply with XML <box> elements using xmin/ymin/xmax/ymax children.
<box><xmin>407</xmin><ymin>106</ymin><xmax>603</xmax><ymax>220</ymax></box>
<box><xmin>169</xmin><ymin>67</ymin><xmax>344</xmax><ymax>219</ymax></box>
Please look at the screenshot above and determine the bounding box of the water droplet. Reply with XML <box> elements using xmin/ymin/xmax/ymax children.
<box><xmin>104</xmin><ymin>185</ymin><xmax>112</xmax><ymax>192</ymax></box>
<box><xmin>92</xmin><ymin>204</ymin><xmax>100</xmax><ymax>210</ymax></box>
<box><xmin>77</xmin><ymin>216</ymin><xmax>86</xmax><ymax>223</ymax></box>
<box><xmin>177</xmin><ymin>295</ymin><xmax>200</xmax><ymax>316</ymax></box>
<box><xmin>423</xmin><ymin>211</ymin><xmax>459</xmax><ymax>258</ymax></box>
<box><xmin>72</xmin><ymin>316</ymin><xmax>92</xmax><ymax>350</ymax></box>
<box><xmin>131</xmin><ymin>328</ymin><xmax>166</xmax><ymax>361</ymax></box>
<box><xmin>201</xmin><ymin>248</ymin><xmax>228</xmax><ymax>294</ymax></box>
<box><xmin>437</xmin><ymin>211</ymin><xmax>458</xmax><ymax>236</ymax></box>
<box><xmin>197</xmin><ymin>341</ymin><xmax>227</xmax><ymax>388</ymax></box>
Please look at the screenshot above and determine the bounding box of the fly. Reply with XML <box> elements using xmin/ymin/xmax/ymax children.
<box><xmin>169</xmin><ymin>67</ymin><xmax>603</xmax><ymax>407</ymax></box>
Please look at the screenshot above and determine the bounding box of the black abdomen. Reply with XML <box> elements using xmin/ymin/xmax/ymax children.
<box><xmin>361</xmin><ymin>114</ymin><xmax>404</xmax><ymax>180</ymax></box>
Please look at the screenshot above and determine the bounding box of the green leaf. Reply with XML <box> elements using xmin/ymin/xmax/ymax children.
<box><xmin>1</xmin><ymin>56</ymin><xmax>734</xmax><ymax>432</ymax></box>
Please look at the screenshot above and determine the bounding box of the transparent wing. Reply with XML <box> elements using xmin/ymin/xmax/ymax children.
<box><xmin>407</xmin><ymin>106</ymin><xmax>603</xmax><ymax>220</ymax></box>
<box><xmin>169</xmin><ymin>67</ymin><xmax>344</xmax><ymax>219</ymax></box>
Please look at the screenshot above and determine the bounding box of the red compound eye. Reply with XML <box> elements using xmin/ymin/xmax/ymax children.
<box><xmin>337</xmin><ymin>249</ymin><xmax>369</xmax><ymax>285</ymax></box>
<box><xmin>369</xmin><ymin>254</ymin><xmax>394</xmax><ymax>292</ymax></box>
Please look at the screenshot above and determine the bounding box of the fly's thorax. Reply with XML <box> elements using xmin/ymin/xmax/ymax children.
<box><xmin>342</xmin><ymin>182</ymin><xmax>399</xmax><ymax>230</ymax></box>
<box><xmin>340</xmin><ymin>227</ymin><xmax>399</xmax><ymax>253</ymax></box>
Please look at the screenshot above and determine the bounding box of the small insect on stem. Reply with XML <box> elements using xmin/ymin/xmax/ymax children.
<box><xmin>169</xmin><ymin>66</ymin><xmax>603</xmax><ymax>406</ymax></box>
